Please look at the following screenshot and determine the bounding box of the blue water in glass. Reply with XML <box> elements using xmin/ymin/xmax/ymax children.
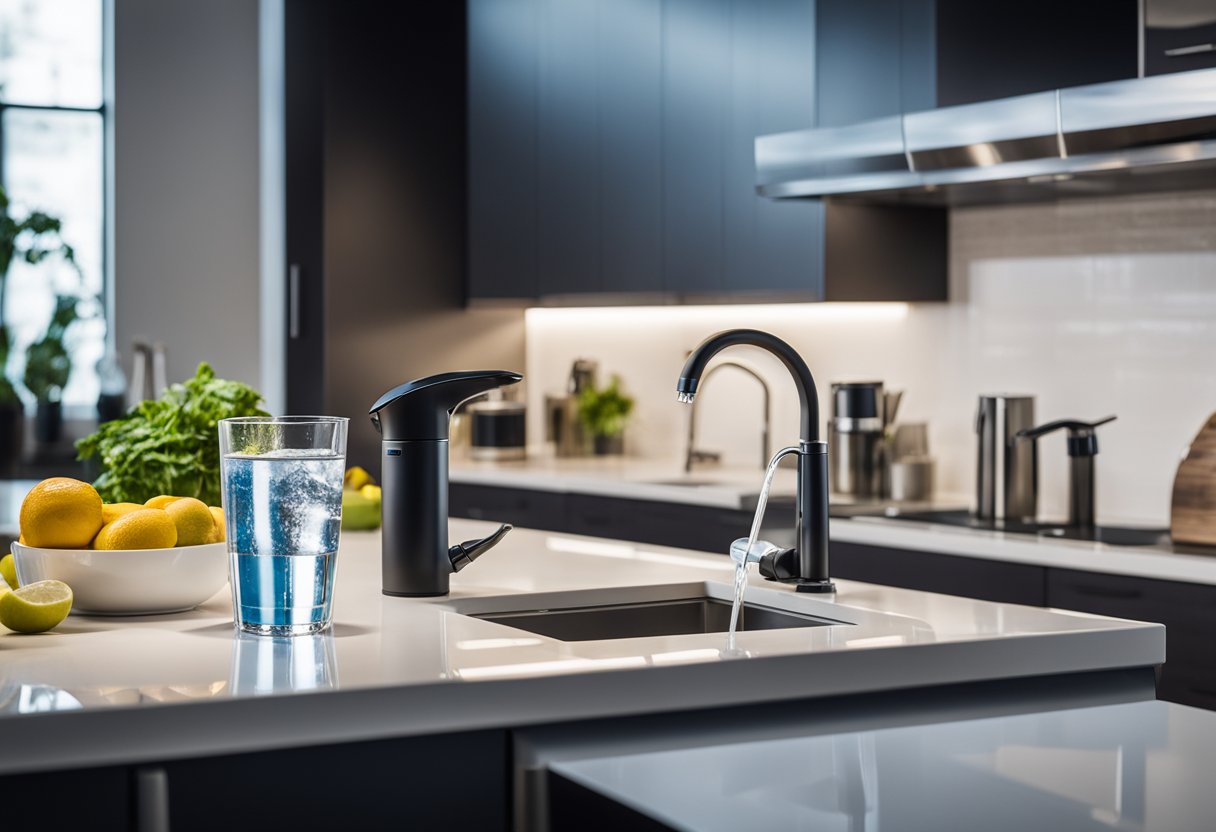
<box><xmin>222</xmin><ymin>450</ymin><xmax>344</xmax><ymax>634</ymax></box>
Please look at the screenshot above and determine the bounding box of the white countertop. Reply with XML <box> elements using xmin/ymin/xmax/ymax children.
<box><xmin>553</xmin><ymin>699</ymin><xmax>1212</xmax><ymax>831</ymax></box>
<box><xmin>0</xmin><ymin>523</ymin><xmax>1162</xmax><ymax>775</ymax></box>
<box><xmin>834</xmin><ymin>515</ymin><xmax>1216</xmax><ymax>586</ymax></box>
<box><xmin>451</xmin><ymin>457</ymin><xmax>1216</xmax><ymax>585</ymax></box>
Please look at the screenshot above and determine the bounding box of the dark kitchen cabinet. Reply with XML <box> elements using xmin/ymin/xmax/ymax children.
<box><xmin>162</xmin><ymin>731</ymin><xmax>509</xmax><ymax>832</ymax></box>
<box><xmin>830</xmin><ymin>540</ymin><xmax>1048</xmax><ymax>607</ymax></box>
<box><xmin>1047</xmin><ymin>569</ymin><xmax>1216</xmax><ymax>711</ymax></box>
<box><xmin>661</xmin><ymin>0</ymin><xmax>731</xmax><ymax>295</ymax></box>
<box><xmin>598</xmin><ymin>0</ymin><xmax>664</xmax><ymax>295</ymax></box>
<box><xmin>0</xmin><ymin>765</ymin><xmax>131</xmax><ymax>831</ymax></box>
<box><xmin>468</xmin><ymin>0</ymin><xmax>539</xmax><ymax>300</ymax></box>
<box><xmin>449</xmin><ymin>483</ymin><xmax>778</xmax><ymax>554</ymax></box>
<box><xmin>468</xmin><ymin>0</ymin><xmax>875</xmax><ymax>303</ymax></box>
<box><xmin>934</xmin><ymin>0</ymin><xmax>1139</xmax><ymax>107</ymax></box>
<box><xmin>1145</xmin><ymin>0</ymin><xmax>1216</xmax><ymax>76</ymax></box>
<box><xmin>450</xmin><ymin>482</ymin><xmax>568</xmax><ymax>533</ymax></box>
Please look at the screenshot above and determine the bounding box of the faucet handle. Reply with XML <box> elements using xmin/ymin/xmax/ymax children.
<box><xmin>449</xmin><ymin>523</ymin><xmax>513</xmax><ymax>572</ymax></box>
<box><xmin>1016</xmin><ymin>415</ymin><xmax>1116</xmax><ymax>457</ymax></box>
<box><xmin>729</xmin><ymin>537</ymin><xmax>783</xmax><ymax>567</ymax></box>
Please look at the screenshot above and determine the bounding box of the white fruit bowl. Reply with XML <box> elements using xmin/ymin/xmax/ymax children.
<box><xmin>10</xmin><ymin>541</ymin><xmax>229</xmax><ymax>616</ymax></box>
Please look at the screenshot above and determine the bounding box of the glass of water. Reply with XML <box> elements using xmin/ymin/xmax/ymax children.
<box><xmin>219</xmin><ymin>416</ymin><xmax>349</xmax><ymax>636</ymax></box>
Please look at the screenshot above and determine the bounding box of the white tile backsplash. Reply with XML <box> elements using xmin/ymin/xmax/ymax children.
<box><xmin>525</xmin><ymin>192</ymin><xmax>1216</xmax><ymax>526</ymax></box>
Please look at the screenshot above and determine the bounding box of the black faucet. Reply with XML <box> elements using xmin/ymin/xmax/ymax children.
<box><xmin>1017</xmin><ymin>415</ymin><xmax>1116</xmax><ymax>529</ymax></box>
<box><xmin>370</xmin><ymin>370</ymin><xmax>522</xmax><ymax>596</ymax></box>
<box><xmin>678</xmin><ymin>329</ymin><xmax>834</xmax><ymax>593</ymax></box>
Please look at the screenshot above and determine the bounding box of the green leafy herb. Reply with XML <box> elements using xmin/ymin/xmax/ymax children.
<box><xmin>578</xmin><ymin>376</ymin><xmax>634</xmax><ymax>439</ymax></box>
<box><xmin>76</xmin><ymin>363</ymin><xmax>268</xmax><ymax>505</ymax></box>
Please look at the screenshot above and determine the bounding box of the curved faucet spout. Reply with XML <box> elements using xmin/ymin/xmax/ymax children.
<box><xmin>677</xmin><ymin>329</ymin><xmax>821</xmax><ymax>442</ymax></box>
<box><xmin>676</xmin><ymin>329</ymin><xmax>834</xmax><ymax>593</ymax></box>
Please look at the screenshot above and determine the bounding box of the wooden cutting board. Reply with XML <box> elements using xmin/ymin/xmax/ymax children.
<box><xmin>1172</xmin><ymin>412</ymin><xmax>1216</xmax><ymax>546</ymax></box>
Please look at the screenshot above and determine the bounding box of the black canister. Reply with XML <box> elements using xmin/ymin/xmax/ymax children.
<box><xmin>469</xmin><ymin>400</ymin><xmax>527</xmax><ymax>461</ymax></box>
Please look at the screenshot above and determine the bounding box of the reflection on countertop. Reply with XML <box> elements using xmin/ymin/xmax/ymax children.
<box><xmin>552</xmin><ymin>699</ymin><xmax>1213</xmax><ymax>832</ymax></box>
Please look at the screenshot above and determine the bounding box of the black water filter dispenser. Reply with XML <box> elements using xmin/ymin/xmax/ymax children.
<box><xmin>370</xmin><ymin>370</ymin><xmax>522</xmax><ymax>596</ymax></box>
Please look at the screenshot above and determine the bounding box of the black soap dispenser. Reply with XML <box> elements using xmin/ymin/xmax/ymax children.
<box><xmin>370</xmin><ymin>370</ymin><xmax>523</xmax><ymax>596</ymax></box>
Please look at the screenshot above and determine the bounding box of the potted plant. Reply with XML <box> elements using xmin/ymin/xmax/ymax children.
<box><xmin>24</xmin><ymin>293</ymin><xmax>82</xmax><ymax>444</ymax></box>
<box><xmin>578</xmin><ymin>375</ymin><xmax>635</xmax><ymax>456</ymax></box>
<box><xmin>0</xmin><ymin>186</ymin><xmax>77</xmax><ymax>472</ymax></box>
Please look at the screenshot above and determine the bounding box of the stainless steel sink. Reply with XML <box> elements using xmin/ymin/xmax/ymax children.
<box><xmin>470</xmin><ymin>596</ymin><xmax>838</xmax><ymax>642</ymax></box>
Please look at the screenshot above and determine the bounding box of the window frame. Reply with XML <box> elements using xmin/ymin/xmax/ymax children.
<box><xmin>0</xmin><ymin>0</ymin><xmax>109</xmax><ymax>415</ymax></box>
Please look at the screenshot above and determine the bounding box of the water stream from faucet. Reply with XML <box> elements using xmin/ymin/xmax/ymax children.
<box><xmin>729</xmin><ymin>449</ymin><xmax>790</xmax><ymax>637</ymax></box>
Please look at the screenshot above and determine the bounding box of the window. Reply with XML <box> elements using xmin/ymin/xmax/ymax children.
<box><xmin>0</xmin><ymin>0</ymin><xmax>105</xmax><ymax>409</ymax></box>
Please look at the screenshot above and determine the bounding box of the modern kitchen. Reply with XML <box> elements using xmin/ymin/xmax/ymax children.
<box><xmin>2</xmin><ymin>0</ymin><xmax>1216</xmax><ymax>829</ymax></box>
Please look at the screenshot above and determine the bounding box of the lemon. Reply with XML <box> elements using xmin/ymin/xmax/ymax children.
<box><xmin>165</xmin><ymin>497</ymin><xmax>215</xmax><ymax>547</ymax></box>
<box><xmin>20</xmin><ymin>477</ymin><xmax>104</xmax><ymax>549</ymax></box>
<box><xmin>0</xmin><ymin>553</ymin><xmax>17</xmax><ymax>588</ymax></box>
<box><xmin>145</xmin><ymin>495</ymin><xmax>181</xmax><ymax>510</ymax></box>
<box><xmin>344</xmin><ymin>466</ymin><xmax>372</xmax><ymax>490</ymax></box>
<box><xmin>0</xmin><ymin>580</ymin><xmax>72</xmax><ymax>633</ymax></box>
<box><xmin>94</xmin><ymin>508</ymin><xmax>178</xmax><ymax>550</ymax></box>
<box><xmin>101</xmin><ymin>502</ymin><xmax>144</xmax><ymax>524</ymax></box>
<box><xmin>208</xmin><ymin>506</ymin><xmax>226</xmax><ymax>543</ymax></box>
<box><xmin>360</xmin><ymin>483</ymin><xmax>382</xmax><ymax>502</ymax></box>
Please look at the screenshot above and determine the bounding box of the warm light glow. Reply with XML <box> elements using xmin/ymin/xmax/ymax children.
<box><xmin>843</xmin><ymin>635</ymin><xmax>908</xmax><ymax>648</ymax></box>
<box><xmin>526</xmin><ymin>302</ymin><xmax>909</xmax><ymax>329</ymax></box>
<box><xmin>454</xmin><ymin>656</ymin><xmax>649</xmax><ymax>680</ymax></box>
<box><xmin>650</xmin><ymin>648</ymin><xmax>723</xmax><ymax>664</ymax></box>
<box><xmin>454</xmin><ymin>637</ymin><xmax>545</xmax><ymax>651</ymax></box>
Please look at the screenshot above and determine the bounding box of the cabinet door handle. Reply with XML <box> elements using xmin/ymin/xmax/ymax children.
<box><xmin>1165</xmin><ymin>43</ymin><xmax>1216</xmax><ymax>57</ymax></box>
<box><xmin>133</xmin><ymin>766</ymin><xmax>171</xmax><ymax>832</ymax></box>
<box><xmin>289</xmin><ymin>264</ymin><xmax>302</xmax><ymax>339</ymax></box>
<box><xmin>1066</xmin><ymin>584</ymin><xmax>1143</xmax><ymax>600</ymax></box>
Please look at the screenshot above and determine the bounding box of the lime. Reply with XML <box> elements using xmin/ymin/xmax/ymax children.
<box><xmin>0</xmin><ymin>552</ymin><xmax>17</xmax><ymax>589</ymax></box>
<box><xmin>0</xmin><ymin>580</ymin><xmax>73</xmax><ymax>634</ymax></box>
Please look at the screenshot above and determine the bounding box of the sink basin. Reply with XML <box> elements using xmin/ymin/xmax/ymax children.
<box><xmin>643</xmin><ymin>478</ymin><xmax>730</xmax><ymax>487</ymax></box>
<box><xmin>470</xmin><ymin>596</ymin><xmax>838</xmax><ymax>642</ymax></box>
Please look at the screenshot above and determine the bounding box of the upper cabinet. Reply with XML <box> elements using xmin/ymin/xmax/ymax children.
<box><xmin>935</xmin><ymin>0</ymin><xmax>1139</xmax><ymax>107</ymax></box>
<box><xmin>1145</xmin><ymin>0</ymin><xmax>1216</xmax><ymax>76</ymax></box>
<box><xmin>469</xmin><ymin>0</ymin><xmax>867</xmax><ymax>304</ymax></box>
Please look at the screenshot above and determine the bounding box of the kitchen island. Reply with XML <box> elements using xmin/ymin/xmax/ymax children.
<box><xmin>0</xmin><ymin>522</ymin><xmax>1163</xmax><ymax>829</ymax></box>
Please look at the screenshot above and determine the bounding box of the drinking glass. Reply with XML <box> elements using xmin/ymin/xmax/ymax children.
<box><xmin>219</xmin><ymin>416</ymin><xmax>349</xmax><ymax>635</ymax></box>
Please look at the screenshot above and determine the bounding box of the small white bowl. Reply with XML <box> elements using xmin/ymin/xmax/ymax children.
<box><xmin>11</xmin><ymin>541</ymin><xmax>229</xmax><ymax>616</ymax></box>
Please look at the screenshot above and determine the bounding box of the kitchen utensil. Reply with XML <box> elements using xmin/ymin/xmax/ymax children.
<box><xmin>890</xmin><ymin>457</ymin><xmax>935</xmax><ymax>502</ymax></box>
<box><xmin>469</xmin><ymin>399</ymin><xmax>527</xmax><ymax>461</ymax></box>
<box><xmin>975</xmin><ymin>394</ymin><xmax>1037</xmax><ymax>523</ymax></box>
<box><xmin>1171</xmin><ymin>411</ymin><xmax>1216</xmax><ymax>546</ymax></box>
<box><xmin>892</xmin><ymin>422</ymin><xmax>929</xmax><ymax>460</ymax></box>
<box><xmin>11</xmin><ymin>541</ymin><xmax>228</xmax><ymax>615</ymax></box>
<box><xmin>547</xmin><ymin>358</ymin><xmax>598</xmax><ymax>457</ymax></box>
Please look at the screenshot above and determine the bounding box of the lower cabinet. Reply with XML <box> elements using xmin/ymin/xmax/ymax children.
<box><xmin>450</xmin><ymin>483</ymin><xmax>771</xmax><ymax>555</ymax></box>
<box><xmin>161</xmin><ymin>730</ymin><xmax>508</xmax><ymax>832</ymax></box>
<box><xmin>830</xmin><ymin>540</ymin><xmax>1048</xmax><ymax>607</ymax></box>
<box><xmin>1047</xmin><ymin>569</ymin><xmax>1216</xmax><ymax>711</ymax></box>
<box><xmin>0</xmin><ymin>765</ymin><xmax>131</xmax><ymax>831</ymax></box>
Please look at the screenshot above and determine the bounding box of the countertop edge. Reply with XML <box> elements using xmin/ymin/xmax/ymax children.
<box><xmin>0</xmin><ymin>622</ymin><xmax>1162</xmax><ymax>776</ymax></box>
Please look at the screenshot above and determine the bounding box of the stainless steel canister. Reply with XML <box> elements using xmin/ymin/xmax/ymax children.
<box><xmin>829</xmin><ymin>382</ymin><xmax>886</xmax><ymax>498</ymax></box>
<box><xmin>975</xmin><ymin>394</ymin><xmax>1037</xmax><ymax>523</ymax></box>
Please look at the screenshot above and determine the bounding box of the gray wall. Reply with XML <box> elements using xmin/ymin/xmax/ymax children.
<box><xmin>112</xmin><ymin>0</ymin><xmax>262</xmax><ymax>392</ymax></box>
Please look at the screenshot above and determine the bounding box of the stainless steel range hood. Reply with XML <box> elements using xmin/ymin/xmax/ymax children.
<box><xmin>757</xmin><ymin>68</ymin><xmax>1216</xmax><ymax>205</ymax></box>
